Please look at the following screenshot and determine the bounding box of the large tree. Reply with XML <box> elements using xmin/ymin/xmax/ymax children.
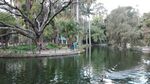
<box><xmin>141</xmin><ymin>12</ymin><xmax>150</xmax><ymax>46</ymax></box>
<box><xmin>80</xmin><ymin>0</ymin><xmax>106</xmax><ymax>45</ymax></box>
<box><xmin>105</xmin><ymin>6</ymin><xmax>141</xmax><ymax>48</ymax></box>
<box><xmin>0</xmin><ymin>0</ymin><xmax>72</xmax><ymax>47</ymax></box>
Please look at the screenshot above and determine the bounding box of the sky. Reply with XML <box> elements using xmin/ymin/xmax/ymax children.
<box><xmin>99</xmin><ymin>0</ymin><xmax>150</xmax><ymax>15</ymax></box>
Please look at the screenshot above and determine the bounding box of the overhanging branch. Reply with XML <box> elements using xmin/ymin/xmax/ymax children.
<box><xmin>35</xmin><ymin>0</ymin><xmax>45</xmax><ymax>29</ymax></box>
<box><xmin>0</xmin><ymin>21</ymin><xmax>35</xmax><ymax>39</ymax></box>
<box><xmin>1</xmin><ymin>0</ymin><xmax>37</xmax><ymax>32</ymax></box>
<box><xmin>0</xmin><ymin>7</ymin><xmax>21</xmax><ymax>16</ymax></box>
<box><xmin>42</xmin><ymin>0</ymin><xmax>73</xmax><ymax>32</ymax></box>
<box><xmin>48</xmin><ymin>0</ymin><xmax>73</xmax><ymax>23</ymax></box>
<box><xmin>40</xmin><ymin>0</ymin><xmax>52</xmax><ymax>29</ymax></box>
<box><xmin>0</xmin><ymin>27</ymin><xmax>35</xmax><ymax>39</ymax></box>
<box><xmin>0</xmin><ymin>31</ymin><xmax>17</xmax><ymax>37</ymax></box>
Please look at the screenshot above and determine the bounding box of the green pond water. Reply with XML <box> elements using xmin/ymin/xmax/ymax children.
<box><xmin>0</xmin><ymin>46</ymin><xmax>150</xmax><ymax>84</ymax></box>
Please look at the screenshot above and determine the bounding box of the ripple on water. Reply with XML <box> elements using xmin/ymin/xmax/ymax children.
<box><xmin>105</xmin><ymin>66</ymin><xmax>150</xmax><ymax>84</ymax></box>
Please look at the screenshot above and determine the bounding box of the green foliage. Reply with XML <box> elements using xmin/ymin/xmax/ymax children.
<box><xmin>80</xmin><ymin>0</ymin><xmax>95</xmax><ymax>16</ymax></box>
<box><xmin>91</xmin><ymin>16</ymin><xmax>106</xmax><ymax>43</ymax></box>
<box><xmin>6</xmin><ymin>44</ymin><xmax>36</xmax><ymax>52</ymax></box>
<box><xmin>0</xmin><ymin>0</ymin><xmax>74</xmax><ymax>51</ymax></box>
<box><xmin>142</xmin><ymin>13</ymin><xmax>150</xmax><ymax>27</ymax></box>
<box><xmin>57</xmin><ymin>18</ymin><xmax>78</xmax><ymax>38</ymax></box>
<box><xmin>43</xmin><ymin>24</ymin><xmax>54</xmax><ymax>41</ymax></box>
<box><xmin>20</xmin><ymin>1</ymin><xmax>41</xmax><ymax>20</ymax></box>
<box><xmin>46</xmin><ymin>43</ymin><xmax>60</xmax><ymax>49</ymax></box>
<box><xmin>17</xmin><ymin>17</ymin><xmax>25</xmax><ymax>26</ymax></box>
<box><xmin>30</xmin><ymin>2</ymin><xmax>41</xmax><ymax>14</ymax></box>
<box><xmin>145</xmin><ymin>19</ymin><xmax>150</xmax><ymax>27</ymax></box>
<box><xmin>0</xmin><ymin>12</ymin><xmax>16</xmax><ymax>42</ymax></box>
<box><xmin>80</xmin><ymin>0</ymin><xmax>106</xmax><ymax>17</ymax></box>
<box><xmin>106</xmin><ymin>6</ymin><xmax>140</xmax><ymax>47</ymax></box>
<box><xmin>141</xmin><ymin>12</ymin><xmax>150</xmax><ymax>45</ymax></box>
<box><xmin>0</xmin><ymin>12</ymin><xmax>16</xmax><ymax>25</ymax></box>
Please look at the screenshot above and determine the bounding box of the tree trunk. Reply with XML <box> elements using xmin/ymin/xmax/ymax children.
<box><xmin>51</xmin><ymin>20</ymin><xmax>59</xmax><ymax>44</ymax></box>
<box><xmin>76</xmin><ymin>0</ymin><xmax>79</xmax><ymax>22</ymax></box>
<box><xmin>123</xmin><ymin>42</ymin><xmax>127</xmax><ymax>49</ymax></box>
<box><xmin>33</xmin><ymin>35</ymin><xmax>44</xmax><ymax>53</ymax></box>
<box><xmin>67</xmin><ymin>38</ymin><xmax>71</xmax><ymax>48</ymax></box>
<box><xmin>89</xmin><ymin>18</ymin><xmax>91</xmax><ymax>45</ymax></box>
<box><xmin>86</xmin><ymin>16</ymin><xmax>88</xmax><ymax>45</ymax></box>
<box><xmin>86</xmin><ymin>32</ymin><xmax>88</xmax><ymax>46</ymax></box>
<box><xmin>76</xmin><ymin>0</ymin><xmax>81</xmax><ymax>47</ymax></box>
<box><xmin>55</xmin><ymin>31</ymin><xmax>59</xmax><ymax>44</ymax></box>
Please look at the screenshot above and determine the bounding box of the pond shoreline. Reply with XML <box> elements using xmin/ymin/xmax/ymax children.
<box><xmin>0</xmin><ymin>49</ymin><xmax>85</xmax><ymax>58</ymax></box>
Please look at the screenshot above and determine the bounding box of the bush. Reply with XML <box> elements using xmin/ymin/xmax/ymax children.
<box><xmin>8</xmin><ymin>44</ymin><xmax>36</xmax><ymax>51</ymax></box>
<box><xmin>46</xmin><ymin>43</ymin><xmax>60</xmax><ymax>49</ymax></box>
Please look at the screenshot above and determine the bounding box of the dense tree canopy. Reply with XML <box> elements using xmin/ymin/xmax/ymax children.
<box><xmin>91</xmin><ymin>15</ymin><xmax>106</xmax><ymax>43</ymax></box>
<box><xmin>140</xmin><ymin>12</ymin><xmax>150</xmax><ymax>45</ymax></box>
<box><xmin>105</xmin><ymin>6</ymin><xmax>141</xmax><ymax>48</ymax></box>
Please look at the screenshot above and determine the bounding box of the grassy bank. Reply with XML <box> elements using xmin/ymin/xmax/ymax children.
<box><xmin>0</xmin><ymin>43</ymin><xmax>62</xmax><ymax>53</ymax></box>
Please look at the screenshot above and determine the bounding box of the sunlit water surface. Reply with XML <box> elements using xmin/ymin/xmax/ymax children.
<box><xmin>0</xmin><ymin>46</ymin><xmax>150</xmax><ymax>84</ymax></box>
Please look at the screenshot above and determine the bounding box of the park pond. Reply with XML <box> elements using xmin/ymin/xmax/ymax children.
<box><xmin>0</xmin><ymin>46</ymin><xmax>150</xmax><ymax>84</ymax></box>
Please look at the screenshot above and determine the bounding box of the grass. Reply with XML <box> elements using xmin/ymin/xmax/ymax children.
<box><xmin>0</xmin><ymin>44</ymin><xmax>36</xmax><ymax>53</ymax></box>
<box><xmin>46</xmin><ymin>43</ymin><xmax>61</xmax><ymax>49</ymax></box>
<box><xmin>11</xmin><ymin>44</ymin><xmax>36</xmax><ymax>51</ymax></box>
<box><xmin>1</xmin><ymin>43</ymin><xmax>62</xmax><ymax>51</ymax></box>
<box><xmin>0</xmin><ymin>43</ymin><xmax>76</xmax><ymax>54</ymax></box>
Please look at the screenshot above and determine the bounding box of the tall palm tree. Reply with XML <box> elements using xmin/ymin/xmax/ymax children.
<box><xmin>80</xmin><ymin>0</ymin><xmax>95</xmax><ymax>45</ymax></box>
<box><xmin>76</xmin><ymin>0</ymin><xmax>80</xmax><ymax>46</ymax></box>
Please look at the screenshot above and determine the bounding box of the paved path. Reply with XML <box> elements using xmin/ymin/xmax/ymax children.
<box><xmin>0</xmin><ymin>49</ymin><xmax>84</xmax><ymax>58</ymax></box>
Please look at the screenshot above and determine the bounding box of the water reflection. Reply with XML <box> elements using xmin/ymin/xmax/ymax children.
<box><xmin>0</xmin><ymin>46</ymin><xmax>149</xmax><ymax>84</ymax></box>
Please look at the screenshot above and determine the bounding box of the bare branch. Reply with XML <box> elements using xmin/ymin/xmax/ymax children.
<box><xmin>35</xmin><ymin>0</ymin><xmax>45</xmax><ymax>21</ymax></box>
<box><xmin>49</xmin><ymin>0</ymin><xmax>73</xmax><ymax>22</ymax></box>
<box><xmin>40</xmin><ymin>0</ymin><xmax>52</xmax><ymax>30</ymax></box>
<box><xmin>1</xmin><ymin>0</ymin><xmax>37</xmax><ymax>32</ymax></box>
<box><xmin>52</xmin><ymin>0</ymin><xmax>59</xmax><ymax>5</ymax></box>
<box><xmin>0</xmin><ymin>31</ymin><xmax>17</xmax><ymax>37</ymax></box>
<box><xmin>0</xmin><ymin>2</ymin><xmax>4</xmax><ymax>5</ymax></box>
<box><xmin>0</xmin><ymin>7</ymin><xmax>21</xmax><ymax>16</ymax></box>
<box><xmin>0</xmin><ymin>22</ymin><xmax>35</xmax><ymax>39</ymax></box>
<box><xmin>0</xmin><ymin>27</ymin><xmax>35</xmax><ymax>39</ymax></box>
<box><xmin>35</xmin><ymin>0</ymin><xmax>45</xmax><ymax>28</ymax></box>
<box><xmin>42</xmin><ymin>0</ymin><xmax>73</xmax><ymax>32</ymax></box>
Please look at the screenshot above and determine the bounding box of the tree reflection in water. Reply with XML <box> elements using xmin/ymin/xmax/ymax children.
<box><xmin>0</xmin><ymin>46</ymin><xmax>149</xmax><ymax>84</ymax></box>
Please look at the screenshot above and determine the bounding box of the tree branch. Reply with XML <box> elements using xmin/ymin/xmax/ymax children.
<box><xmin>35</xmin><ymin>0</ymin><xmax>45</xmax><ymax>29</ymax></box>
<box><xmin>0</xmin><ymin>2</ymin><xmax>4</xmax><ymax>5</ymax></box>
<box><xmin>0</xmin><ymin>22</ymin><xmax>35</xmax><ymax>39</ymax></box>
<box><xmin>40</xmin><ymin>0</ymin><xmax>52</xmax><ymax>30</ymax></box>
<box><xmin>48</xmin><ymin>0</ymin><xmax>72</xmax><ymax>22</ymax></box>
<box><xmin>0</xmin><ymin>27</ymin><xmax>35</xmax><ymax>39</ymax></box>
<box><xmin>0</xmin><ymin>31</ymin><xmax>17</xmax><ymax>37</ymax></box>
<box><xmin>52</xmin><ymin>0</ymin><xmax>59</xmax><ymax>5</ymax></box>
<box><xmin>42</xmin><ymin>0</ymin><xmax>73</xmax><ymax>32</ymax></box>
<box><xmin>1</xmin><ymin>0</ymin><xmax>37</xmax><ymax>33</ymax></box>
<box><xmin>0</xmin><ymin>7</ymin><xmax>21</xmax><ymax>16</ymax></box>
